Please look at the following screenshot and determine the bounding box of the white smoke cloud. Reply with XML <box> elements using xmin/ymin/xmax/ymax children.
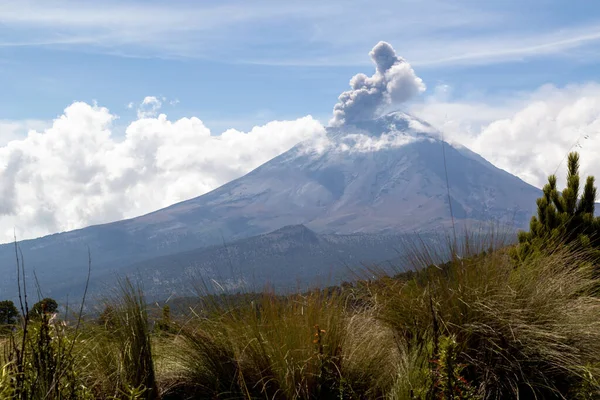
<box><xmin>0</xmin><ymin>101</ymin><xmax>324</xmax><ymax>242</ymax></box>
<box><xmin>330</xmin><ymin>41</ymin><xmax>425</xmax><ymax>126</ymax></box>
<box><xmin>299</xmin><ymin>132</ymin><xmax>422</xmax><ymax>156</ymax></box>
<box><xmin>410</xmin><ymin>83</ymin><xmax>600</xmax><ymax>189</ymax></box>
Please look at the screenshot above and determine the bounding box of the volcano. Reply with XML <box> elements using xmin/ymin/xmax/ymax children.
<box><xmin>0</xmin><ymin>112</ymin><xmax>541</xmax><ymax>299</ymax></box>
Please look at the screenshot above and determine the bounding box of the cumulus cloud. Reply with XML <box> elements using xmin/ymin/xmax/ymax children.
<box><xmin>411</xmin><ymin>83</ymin><xmax>600</xmax><ymax>189</ymax></box>
<box><xmin>330</xmin><ymin>41</ymin><xmax>425</xmax><ymax>126</ymax></box>
<box><xmin>0</xmin><ymin>120</ymin><xmax>50</xmax><ymax>146</ymax></box>
<box><xmin>6</xmin><ymin>81</ymin><xmax>600</xmax><ymax>243</ymax></box>
<box><xmin>137</xmin><ymin>96</ymin><xmax>163</xmax><ymax>118</ymax></box>
<box><xmin>0</xmin><ymin>102</ymin><xmax>324</xmax><ymax>242</ymax></box>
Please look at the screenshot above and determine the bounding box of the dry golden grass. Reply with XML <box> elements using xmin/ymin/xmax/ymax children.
<box><xmin>3</xmin><ymin>236</ymin><xmax>600</xmax><ymax>399</ymax></box>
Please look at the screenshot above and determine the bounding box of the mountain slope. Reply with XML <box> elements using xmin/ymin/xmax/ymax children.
<box><xmin>0</xmin><ymin>111</ymin><xmax>542</xmax><ymax>299</ymax></box>
<box><xmin>82</xmin><ymin>225</ymin><xmax>419</xmax><ymax>300</ymax></box>
<box><xmin>124</xmin><ymin>111</ymin><xmax>540</xmax><ymax>234</ymax></box>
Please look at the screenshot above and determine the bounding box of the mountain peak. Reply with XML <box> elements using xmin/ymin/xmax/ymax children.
<box><xmin>0</xmin><ymin>111</ymin><xmax>542</xmax><ymax>300</ymax></box>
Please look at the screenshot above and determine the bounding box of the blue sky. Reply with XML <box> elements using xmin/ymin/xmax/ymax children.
<box><xmin>2</xmin><ymin>0</ymin><xmax>600</xmax><ymax>240</ymax></box>
<box><xmin>2</xmin><ymin>0</ymin><xmax>600</xmax><ymax>131</ymax></box>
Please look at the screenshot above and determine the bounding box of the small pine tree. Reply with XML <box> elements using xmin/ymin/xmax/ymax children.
<box><xmin>516</xmin><ymin>152</ymin><xmax>600</xmax><ymax>259</ymax></box>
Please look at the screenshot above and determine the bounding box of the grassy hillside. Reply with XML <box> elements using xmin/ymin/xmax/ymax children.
<box><xmin>2</xmin><ymin>230</ymin><xmax>600</xmax><ymax>399</ymax></box>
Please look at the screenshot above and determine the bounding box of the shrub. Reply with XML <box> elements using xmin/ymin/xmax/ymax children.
<box><xmin>378</xmin><ymin>242</ymin><xmax>600</xmax><ymax>398</ymax></box>
<box><xmin>31</xmin><ymin>298</ymin><xmax>58</xmax><ymax>320</ymax></box>
<box><xmin>0</xmin><ymin>300</ymin><xmax>19</xmax><ymax>334</ymax></box>
<box><xmin>89</xmin><ymin>277</ymin><xmax>158</xmax><ymax>399</ymax></box>
<box><xmin>166</xmin><ymin>287</ymin><xmax>397</xmax><ymax>399</ymax></box>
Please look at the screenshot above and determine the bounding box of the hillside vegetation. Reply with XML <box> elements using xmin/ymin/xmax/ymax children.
<box><xmin>2</xmin><ymin>152</ymin><xmax>600</xmax><ymax>399</ymax></box>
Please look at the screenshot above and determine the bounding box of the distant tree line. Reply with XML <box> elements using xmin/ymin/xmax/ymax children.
<box><xmin>0</xmin><ymin>297</ymin><xmax>59</xmax><ymax>333</ymax></box>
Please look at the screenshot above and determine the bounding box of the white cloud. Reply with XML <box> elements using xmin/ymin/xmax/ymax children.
<box><xmin>0</xmin><ymin>119</ymin><xmax>50</xmax><ymax>146</ymax></box>
<box><xmin>405</xmin><ymin>25</ymin><xmax>600</xmax><ymax>68</ymax></box>
<box><xmin>300</xmin><ymin>131</ymin><xmax>421</xmax><ymax>156</ymax></box>
<box><xmin>333</xmin><ymin>132</ymin><xmax>422</xmax><ymax>153</ymax></box>
<box><xmin>5</xmin><ymin>83</ymin><xmax>600</xmax><ymax>243</ymax></box>
<box><xmin>0</xmin><ymin>102</ymin><xmax>324</xmax><ymax>242</ymax></box>
<box><xmin>136</xmin><ymin>96</ymin><xmax>162</xmax><ymax>119</ymax></box>
<box><xmin>411</xmin><ymin>83</ymin><xmax>600</xmax><ymax>189</ymax></box>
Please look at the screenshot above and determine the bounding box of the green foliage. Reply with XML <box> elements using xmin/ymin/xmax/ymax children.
<box><xmin>431</xmin><ymin>335</ymin><xmax>479</xmax><ymax>400</ymax></box>
<box><xmin>3</xmin><ymin>310</ymin><xmax>94</xmax><ymax>399</ymax></box>
<box><xmin>516</xmin><ymin>152</ymin><xmax>600</xmax><ymax>260</ymax></box>
<box><xmin>4</xmin><ymin>222</ymin><xmax>600</xmax><ymax>398</ymax></box>
<box><xmin>95</xmin><ymin>277</ymin><xmax>158</xmax><ymax>399</ymax></box>
<box><xmin>571</xmin><ymin>365</ymin><xmax>600</xmax><ymax>399</ymax></box>
<box><xmin>155</xmin><ymin>304</ymin><xmax>175</xmax><ymax>334</ymax></box>
<box><xmin>115</xmin><ymin>384</ymin><xmax>149</xmax><ymax>400</ymax></box>
<box><xmin>387</xmin><ymin>338</ymin><xmax>432</xmax><ymax>400</ymax></box>
<box><xmin>379</xmin><ymin>241</ymin><xmax>600</xmax><ymax>399</ymax></box>
<box><xmin>166</xmin><ymin>288</ymin><xmax>396</xmax><ymax>399</ymax></box>
<box><xmin>31</xmin><ymin>297</ymin><xmax>58</xmax><ymax>319</ymax></box>
<box><xmin>97</xmin><ymin>304</ymin><xmax>117</xmax><ymax>329</ymax></box>
<box><xmin>0</xmin><ymin>300</ymin><xmax>19</xmax><ymax>327</ymax></box>
<box><xmin>0</xmin><ymin>361</ymin><xmax>15</xmax><ymax>399</ymax></box>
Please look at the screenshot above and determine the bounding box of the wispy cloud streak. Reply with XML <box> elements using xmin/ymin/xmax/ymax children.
<box><xmin>2</xmin><ymin>1</ymin><xmax>599</xmax><ymax>67</ymax></box>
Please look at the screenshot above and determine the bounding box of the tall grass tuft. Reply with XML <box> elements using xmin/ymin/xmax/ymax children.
<box><xmin>1</xmin><ymin>243</ymin><xmax>93</xmax><ymax>399</ymax></box>
<box><xmin>87</xmin><ymin>277</ymin><xmax>158</xmax><ymax>399</ymax></box>
<box><xmin>377</xmin><ymin>233</ymin><xmax>600</xmax><ymax>399</ymax></box>
<box><xmin>165</xmin><ymin>284</ymin><xmax>398</xmax><ymax>399</ymax></box>
<box><xmin>5</xmin><ymin>225</ymin><xmax>600</xmax><ymax>398</ymax></box>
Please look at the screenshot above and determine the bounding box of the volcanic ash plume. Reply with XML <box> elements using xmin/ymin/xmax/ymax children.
<box><xmin>330</xmin><ymin>41</ymin><xmax>425</xmax><ymax>126</ymax></box>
